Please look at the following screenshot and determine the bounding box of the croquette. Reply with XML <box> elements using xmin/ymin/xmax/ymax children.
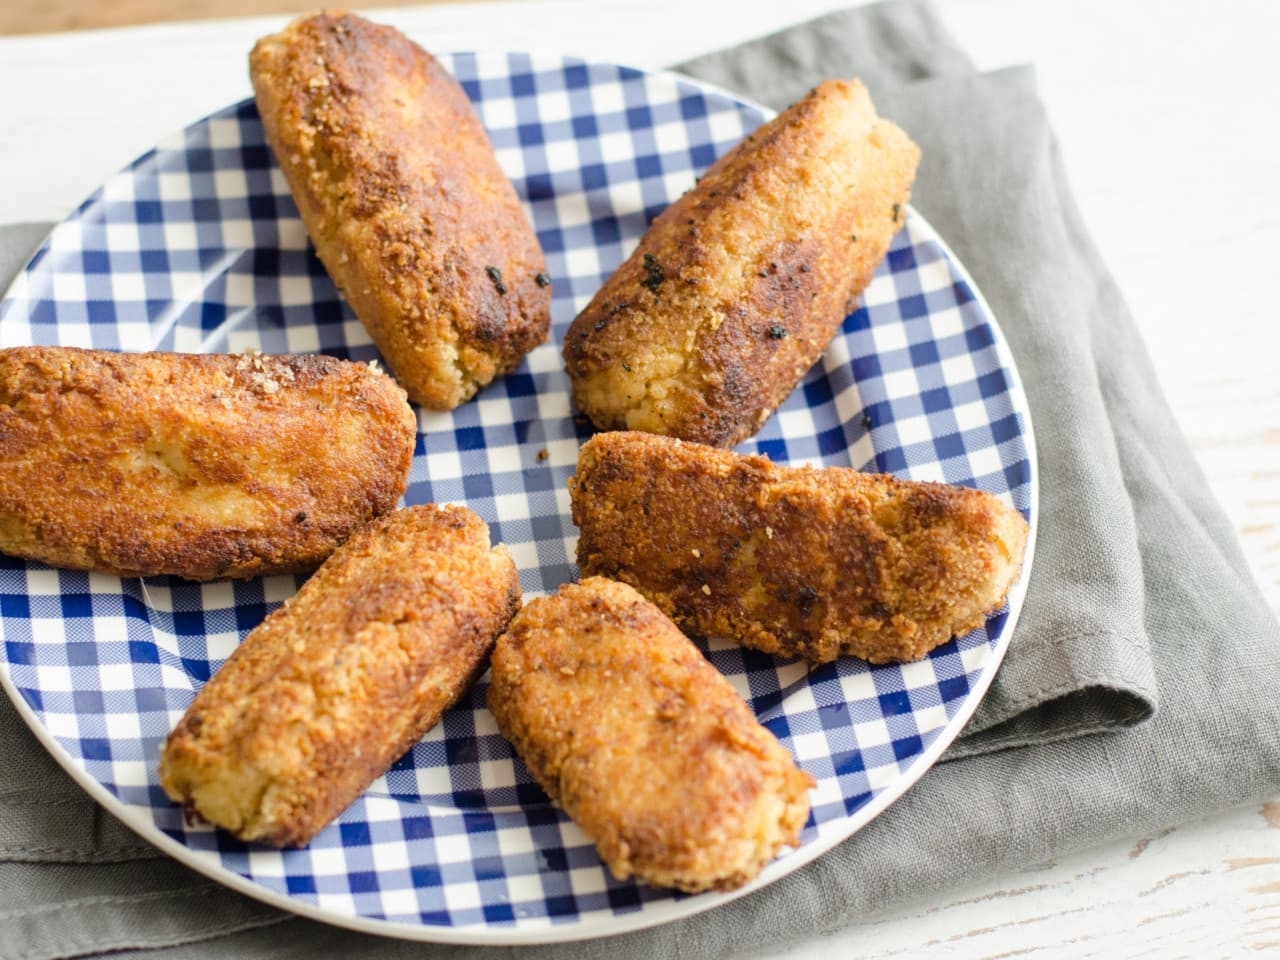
<box><xmin>563</xmin><ymin>79</ymin><xmax>919</xmax><ymax>447</ymax></box>
<box><xmin>569</xmin><ymin>431</ymin><xmax>1029</xmax><ymax>664</ymax></box>
<box><xmin>251</xmin><ymin>12</ymin><xmax>550</xmax><ymax>410</ymax></box>
<box><xmin>0</xmin><ymin>345</ymin><xmax>415</xmax><ymax>580</ymax></box>
<box><xmin>488</xmin><ymin>576</ymin><xmax>814</xmax><ymax>893</ymax></box>
<box><xmin>160</xmin><ymin>504</ymin><xmax>521</xmax><ymax>847</ymax></box>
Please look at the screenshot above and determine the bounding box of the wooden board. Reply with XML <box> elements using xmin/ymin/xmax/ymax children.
<box><xmin>0</xmin><ymin>0</ymin><xmax>448</xmax><ymax>36</ymax></box>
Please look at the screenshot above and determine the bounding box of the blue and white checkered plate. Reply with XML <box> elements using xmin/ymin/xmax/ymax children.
<box><xmin>0</xmin><ymin>53</ymin><xmax>1036</xmax><ymax>944</ymax></box>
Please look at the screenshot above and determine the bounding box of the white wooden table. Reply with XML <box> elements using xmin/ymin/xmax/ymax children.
<box><xmin>1</xmin><ymin>0</ymin><xmax>1277</xmax><ymax>955</ymax></box>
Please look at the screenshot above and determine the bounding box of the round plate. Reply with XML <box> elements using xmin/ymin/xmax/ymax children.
<box><xmin>0</xmin><ymin>53</ymin><xmax>1036</xmax><ymax>944</ymax></box>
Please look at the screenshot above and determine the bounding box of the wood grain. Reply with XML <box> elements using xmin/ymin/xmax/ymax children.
<box><xmin>744</xmin><ymin>800</ymin><xmax>1280</xmax><ymax>959</ymax></box>
<box><xmin>0</xmin><ymin>0</ymin><xmax>454</xmax><ymax>36</ymax></box>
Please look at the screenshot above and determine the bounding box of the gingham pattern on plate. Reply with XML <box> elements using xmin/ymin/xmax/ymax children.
<box><xmin>0</xmin><ymin>52</ymin><xmax>1035</xmax><ymax>942</ymax></box>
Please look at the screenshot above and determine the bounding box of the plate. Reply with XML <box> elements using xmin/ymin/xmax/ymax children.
<box><xmin>0</xmin><ymin>53</ymin><xmax>1036</xmax><ymax>944</ymax></box>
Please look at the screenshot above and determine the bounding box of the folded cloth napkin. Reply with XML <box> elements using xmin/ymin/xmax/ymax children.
<box><xmin>2</xmin><ymin>2</ymin><xmax>1278</xmax><ymax>958</ymax></box>
<box><xmin>677</xmin><ymin>0</ymin><xmax>1160</xmax><ymax>759</ymax></box>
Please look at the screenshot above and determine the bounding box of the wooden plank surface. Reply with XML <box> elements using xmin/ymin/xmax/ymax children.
<box><xmin>0</xmin><ymin>0</ymin><xmax>454</xmax><ymax>35</ymax></box>
<box><xmin>746</xmin><ymin>800</ymin><xmax>1280</xmax><ymax>959</ymax></box>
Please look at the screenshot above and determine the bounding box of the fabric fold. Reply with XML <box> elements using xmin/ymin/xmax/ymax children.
<box><xmin>674</xmin><ymin>0</ymin><xmax>975</xmax><ymax>106</ymax></box>
<box><xmin>0</xmin><ymin>863</ymin><xmax>283</xmax><ymax>960</ymax></box>
<box><xmin>681</xmin><ymin>45</ymin><xmax>1160</xmax><ymax>754</ymax></box>
<box><xmin>0</xmin><ymin>700</ymin><xmax>154</xmax><ymax>864</ymax></box>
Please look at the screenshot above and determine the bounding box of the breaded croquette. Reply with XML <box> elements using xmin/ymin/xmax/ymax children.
<box><xmin>251</xmin><ymin>12</ymin><xmax>550</xmax><ymax>410</ymax></box>
<box><xmin>564</xmin><ymin>80</ymin><xmax>919</xmax><ymax>447</ymax></box>
<box><xmin>570</xmin><ymin>432</ymin><xmax>1029</xmax><ymax>664</ymax></box>
<box><xmin>488</xmin><ymin>576</ymin><xmax>813</xmax><ymax>892</ymax></box>
<box><xmin>160</xmin><ymin>504</ymin><xmax>521</xmax><ymax>847</ymax></box>
<box><xmin>0</xmin><ymin>345</ymin><xmax>415</xmax><ymax>581</ymax></box>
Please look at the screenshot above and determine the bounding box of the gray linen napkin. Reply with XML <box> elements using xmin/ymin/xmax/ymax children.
<box><xmin>2</xmin><ymin>2</ymin><xmax>1279</xmax><ymax>958</ymax></box>
<box><xmin>678</xmin><ymin>0</ymin><xmax>1159</xmax><ymax>758</ymax></box>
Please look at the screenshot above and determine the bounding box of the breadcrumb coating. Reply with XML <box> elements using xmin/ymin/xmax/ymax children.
<box><xmin>570</xmin><ymin>431</ymin><xmax>1029</xmax><ymax>664</ymax></box>
<box><xmin>0</xmin><ymin>345</ymin><xmax>415</xmax><ymax>580</ymax></box>
<box><xmin>564</xmin><ymin>79</ymin><xmax>919</xmax><ymax>447</ymax></box>
<box><xmin>488</xmin><ymin>576</ymin><xmax>813</xmax><ymax>892</ymax></box>
<box><xmin>160</xmin><ymin>504</ymin><xmax>521</xmax><ymax>847</ymax></box>
<box><xmin>251</xmin><ymin>11</ymin><xmax>550</xmax><ymax>409</ymax></box>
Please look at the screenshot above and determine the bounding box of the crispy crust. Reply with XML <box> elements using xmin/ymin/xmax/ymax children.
<box><xmin>563</xmin><ymin>80</ymin><xmax>919</xmax><ymax>447</ymax></box>
<box><xmin>250</xmin><ymin>12</ymin><xmax>550</xmax><ymax>410</ymax></box>
<box><xmin>0</xmin><ymin>345</ymin><xmax>415</xmax><ymax>580</ymax></box>
<box><xmin>488</xmin><ymin>576</ymin><xmax>813</xmax><ymax>892</ymax></box>
<box><xmin>159</xmin><ymin>504</ymin><xmax>522</xmax><ymax>847</ymax></box>
<box><xmin>569</xmin><ymin>432</ymin><xmax>1030</xmax><ymax>664</ymax></box>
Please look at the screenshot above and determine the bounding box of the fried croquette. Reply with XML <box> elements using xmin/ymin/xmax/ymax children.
<box><xmin>569</xmin><ymin>432</ymin><xmax>1030</xmax><ymax>664</ymax></box>
<box><xmin>250</xmin><ymin>12</ymin><xmax>550</xmax><ymax>410</ymax></box>
<box><xmin>0</xmin><ymin>345</ymin><xmax>415</xmax><ymax>581</ymax></box>
<box><xmin>487</xmin><ymin>576</ymin><xmax>814</xmax><ymax>893</ymax></box>
<box><xmin>160</xmin><ymin>504</ymin><xmax>521</xmax><ymax>847</ymax></box>
<box><xmin>563</xmin><ymin>79</ymin><xmax>919</xmax><ymax>447</ymax></box>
